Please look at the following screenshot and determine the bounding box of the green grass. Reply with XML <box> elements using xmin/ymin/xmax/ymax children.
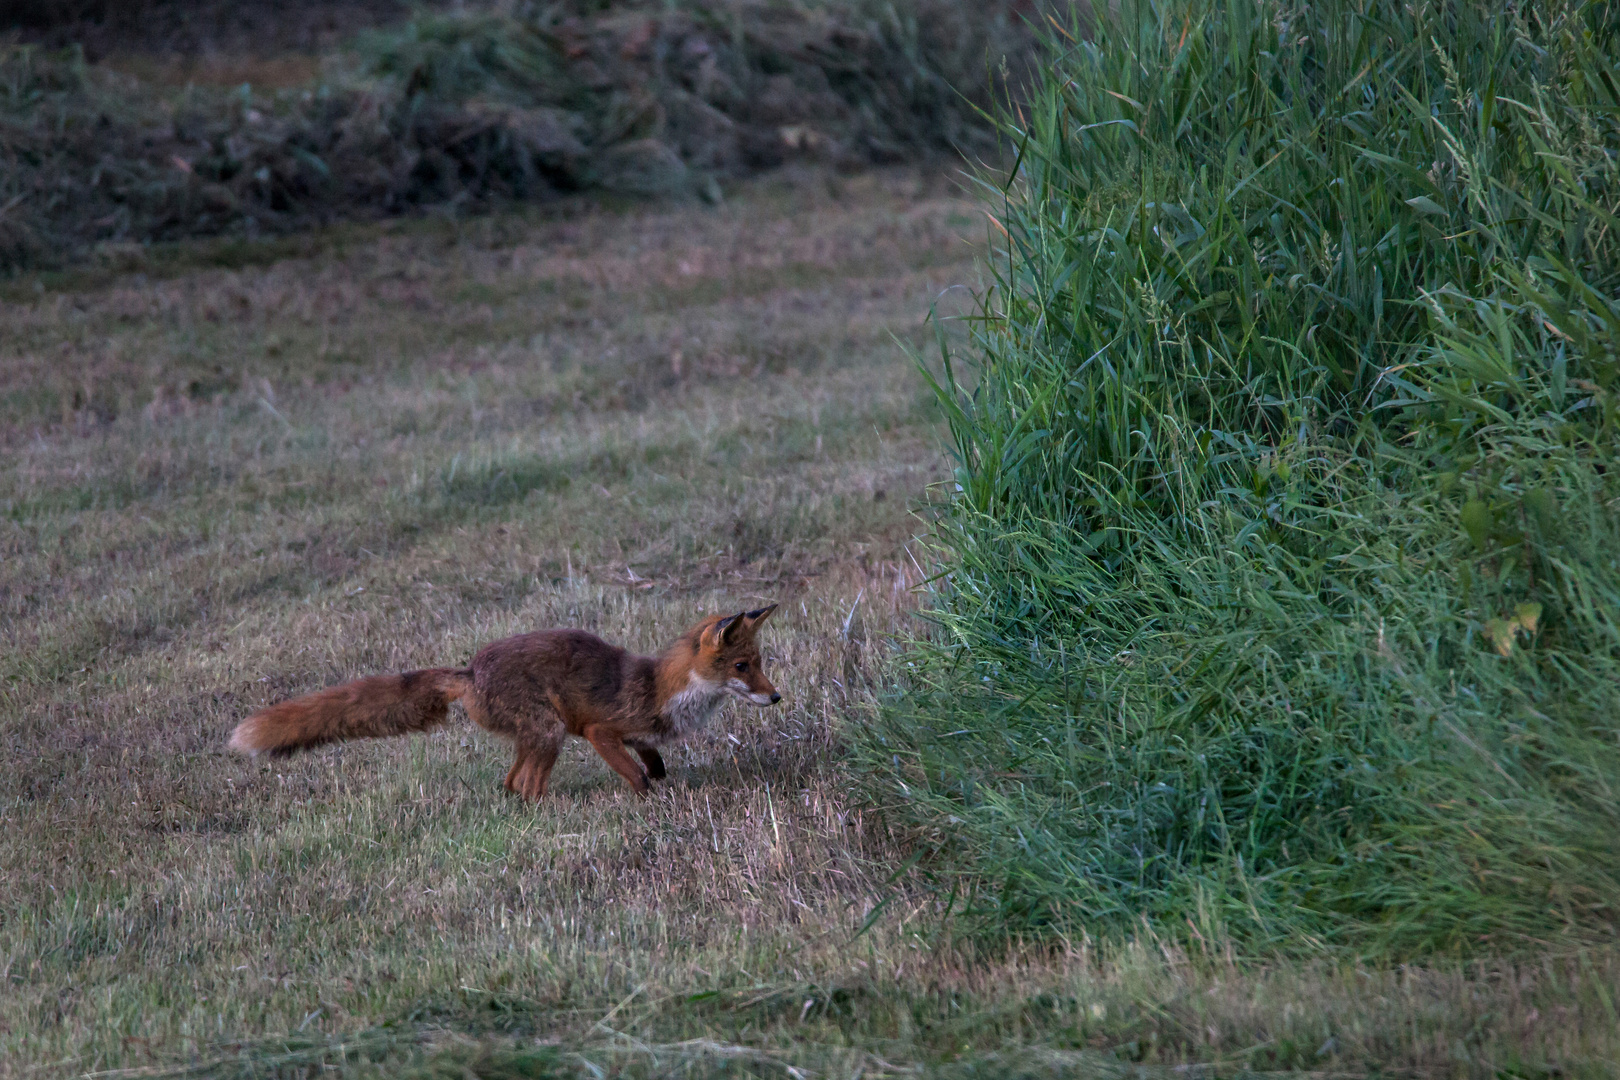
<box><xmin>4</xmin><ymin>156</ymin><xmax>1620</xmax><ymax>1076</ymax></box>
<box><xmin>0</xmin><ymin>166</ymin><xmax>958</xmax><ymax>1071</ymax></box>
<box><xmin>857</xmin><ymin>0</ymin><xmax>1620</xmax><ymax>964</ymax></box>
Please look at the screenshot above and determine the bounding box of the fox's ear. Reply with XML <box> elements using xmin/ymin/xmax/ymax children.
<box><xmin>708</xmin><ymin>612</ymin><xmax>745</xmax><ymax>647</ymax></box>
<box><xmin>743</xmin><ymin>603</ymin><xmax>778</xmax><ymax>627</ymax></box>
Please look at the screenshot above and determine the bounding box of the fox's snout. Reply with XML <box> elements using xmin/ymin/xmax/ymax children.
<box><xmin>731</xmin><ymin>685</ymin><xmax>783</xmax><ymax>706</ymax></box>
<box><xmin>752</xmin><ymin>673</ymin><xmax>782</xmax><ymax>707</ymax></box>
<box><xmin>726</xmin><ymin>676</ymin><xmax>782</xmax><ymax>706</ymax></box>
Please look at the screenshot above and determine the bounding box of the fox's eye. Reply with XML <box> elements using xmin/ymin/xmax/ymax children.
<box><xmin>734</xmin><ymin>661</ymin><xmax>748</xmax><ymax>672</ymax></box>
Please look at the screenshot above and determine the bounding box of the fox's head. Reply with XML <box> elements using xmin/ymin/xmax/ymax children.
<box><xmin>695</xmin><ymin>604</ymin><xmax>781</xmax><ymax>706</ymax></box>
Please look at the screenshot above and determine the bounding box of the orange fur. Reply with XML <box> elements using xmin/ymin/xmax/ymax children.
<box><xmin>228</xmin><ymin>668</ymin><xmax>471</xmax><ymax>756</ymax></box>
<box><xmin>228</xmin><ymin>605</ymin><xmax>781</xmax><ymax>799</ymax></box>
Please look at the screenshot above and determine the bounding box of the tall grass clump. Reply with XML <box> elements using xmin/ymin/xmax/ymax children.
<box><xmin>861</xmin><ymin>0</ymin><xmax>1620</xmax><ymax>957</ymax></box>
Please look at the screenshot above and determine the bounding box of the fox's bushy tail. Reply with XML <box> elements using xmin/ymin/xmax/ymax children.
<box><xmin>228</xmin><ymin>667</ymin><xmax>473</xmax><ymax>757</ymax></box>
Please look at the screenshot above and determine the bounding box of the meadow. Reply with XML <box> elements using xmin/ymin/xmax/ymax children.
<box><xmin>3</xmin><ymin>163</ymin><xmax>1618</xmax><ymax>1078</ymax></box>
<box><xmin>4</xmin><ymin>0</ymin><xmax>1620</xmax><ymax>1070</ymax></box>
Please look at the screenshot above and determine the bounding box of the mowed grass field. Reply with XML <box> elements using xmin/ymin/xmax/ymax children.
<box><xmin>4</xmin><ymin>168</ymin><xmax>1619</xmax><ymax>1078</ymax></box>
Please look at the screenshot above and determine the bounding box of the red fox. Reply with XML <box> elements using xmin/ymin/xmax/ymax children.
<box><xmin>228</xmin><ymin>605</ymin><xmax>781</xmax><ymax>799</ymax></box>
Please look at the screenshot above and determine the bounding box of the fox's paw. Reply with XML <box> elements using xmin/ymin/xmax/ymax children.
<box><xmin>634</xmin><ymin>747</ymin><xmax>667</xmax><ymax>780</ymax></box>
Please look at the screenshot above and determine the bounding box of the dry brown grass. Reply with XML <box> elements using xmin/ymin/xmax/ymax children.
<box><xmin>2</xmin><ymin>167</ymin><xmax>1618</xmax><ymax>1079</ymax></box>
<box><xmin>98</xmin><ymin>52</ymin><xmax>328</xmax><ymax>90</ymax></box>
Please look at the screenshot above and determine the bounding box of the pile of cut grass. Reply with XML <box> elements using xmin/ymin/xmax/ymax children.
<box><xmin>859</xmin><ymin>0</ymin><xmax>1620</xmax><ymax>958</ymax></box>
<box><xmin>0</xmin><ymin>0</ymin><xmax>1030</xmax><ymax>272</ymax></box>
<box><xmin>9</xmin><ymin>0</ymin><xmax>412</xmax><ymax>58</ymax></box>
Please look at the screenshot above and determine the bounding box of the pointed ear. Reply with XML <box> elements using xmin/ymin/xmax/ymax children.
<box><xmin>722</xmin><ymin>611</ymin><xmax>751</xmax><ymax>644</ymax></box>
<box><xmin>743</xmin><ymin>603</ymin><xmax>779</xmax><ymax>628</ymax></box>
<box><xmin>709</xmin><ymin>612</ymin><xmax>745</xmax><ymax>647</ymax></box>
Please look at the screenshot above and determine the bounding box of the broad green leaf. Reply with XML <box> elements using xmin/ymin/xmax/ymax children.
<box><xmin>1404</xmin><ymin>195</ymin><xmax>1448</xmax><ymax>216</ymax></box>
<box><xmin>1460</xmin><ymin>499</ymin><xmax>1490</xmax><ymax>551</ymax></box>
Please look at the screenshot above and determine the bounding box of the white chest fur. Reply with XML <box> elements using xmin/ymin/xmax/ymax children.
<box><xmin>660</xmin><ymin>673</ymin><xmax>723</xmax><ymax>741</ymax></box>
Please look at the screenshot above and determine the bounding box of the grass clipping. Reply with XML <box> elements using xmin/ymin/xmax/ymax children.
<box><xmin>858</xmin><ymin>0</ymin><xmax>1620</xmax><ymax>958</ymax></box>
<box><xmin>0</xmin><ymin>0</ymin><xmax>1026</xmax><ymax>271</ymax></box>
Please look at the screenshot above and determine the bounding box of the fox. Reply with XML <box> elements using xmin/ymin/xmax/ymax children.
<box><xmin>227</xmin><ymin>604</ymin><xmax>781</xmax><ymax>799</ymax></box>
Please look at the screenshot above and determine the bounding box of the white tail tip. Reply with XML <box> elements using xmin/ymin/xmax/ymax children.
<box><xmin>228</xmin><ymin>717</ymin><xmax>270</xmax><ymax>756</ymax></box>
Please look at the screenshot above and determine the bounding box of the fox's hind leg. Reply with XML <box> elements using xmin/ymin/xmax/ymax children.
<box><xmin>491</xmin><ymin>702</ymin><xmax>564</xmax><ymax>801</ymax></box>
<box><xmin>503</xmin><ymin>750</ymin><xmax>533</xmax><ymax>793</ymax></box>
<box><xmin>469</xmin><ymin>682</ymin><xmax>566</xmax><ymax>802</ymax></box>
<box><xmin>506</xmin><ymin>730</ymin><xmax>562</xmax><ymax>800</ymax></box>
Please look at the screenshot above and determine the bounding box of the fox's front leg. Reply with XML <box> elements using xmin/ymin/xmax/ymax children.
<box><xmin>632</xmin><ymin>746</ymin><xmax>666</xmax><ymax>780</ymax></box>
<box><xmin>582</xmin><ymin>726</ymin><xmax>651</xmax><ymax>795</ymax></box>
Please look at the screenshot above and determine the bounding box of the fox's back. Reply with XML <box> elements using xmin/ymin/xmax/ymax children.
<box><xmin>470</xmin><ymin>629</ymin><xmax>654</xmax><ymax>732</ymax></box>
